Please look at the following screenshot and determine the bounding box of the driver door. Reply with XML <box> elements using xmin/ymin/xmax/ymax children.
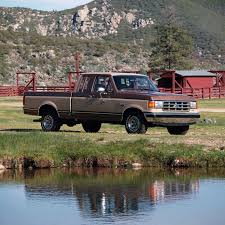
<box><xmin>91</xmin><ymin>75</ymin><xmax>122</xmax><ymax>122</ymax></box>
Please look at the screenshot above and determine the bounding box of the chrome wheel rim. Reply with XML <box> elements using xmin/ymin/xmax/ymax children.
<box><xmin>127</xmin><ymin>116</ymin><xmax>140</xmax><ymax>132</ymax></box>
<box><xmin>43</xmin><ymin>115</ymin><xmax>54</xmax><ymax>130</ymax></box>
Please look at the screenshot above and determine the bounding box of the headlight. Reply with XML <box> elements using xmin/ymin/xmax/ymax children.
<box><xmin>190</xmin><ymin>101</ymin><xmax>197</xmax><ymax>109</ymax></box>
<box><xmin>148</xmin><ymin>101</ymin><xmax>163</xmax><ymax>109</ymax></box>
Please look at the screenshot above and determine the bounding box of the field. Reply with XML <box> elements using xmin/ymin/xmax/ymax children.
<box><xmin>0</xmin><ymin>97</ymin><xmax>225</xmax><ymax>169</ymax></box>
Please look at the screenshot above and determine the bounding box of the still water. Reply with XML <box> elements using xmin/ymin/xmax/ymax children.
<box><xmin>0</xmin><ymin>168</ymin><xmax>225</xmax><ymax>225</ymax></box>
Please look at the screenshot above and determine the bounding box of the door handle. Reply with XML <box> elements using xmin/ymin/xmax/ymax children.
<box><xmin>120</xmin><ymin>103</ymin><xmax>125</xmax><ymax>107</ymax></box>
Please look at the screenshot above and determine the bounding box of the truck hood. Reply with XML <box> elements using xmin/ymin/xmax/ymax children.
<box><xmin>116</xmin><ymin>90</ymin><xmax>196</xmax><ymax>101</ymax></box>
<box><xmin>148</xmin><ymin>91</ymin><xmax>196</xmax><ymax>101</ymax></box>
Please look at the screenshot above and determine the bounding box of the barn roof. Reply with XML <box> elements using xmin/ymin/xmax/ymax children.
<box><xmin>175</xmin><ymin>70</ymin><xmax>217</xmax><ymax>77</ymax></box>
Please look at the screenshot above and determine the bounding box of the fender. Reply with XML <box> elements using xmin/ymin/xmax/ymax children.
<box><xmin>122</xmin><ymin>105</ymin><xmax>145</xmax><ymax>122</ymax></box>
<box><xmin>38</xmin><ymin>101</ymin><xmax>59</xmax><ymax>117</ymax></box>
<box><xmin>122</xmin><ymin>104</ymin><xmax>145</xmax><ymax>115</ymax></box>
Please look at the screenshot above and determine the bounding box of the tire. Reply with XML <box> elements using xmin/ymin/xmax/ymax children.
<box><xmin>41</xmin><ymin>111</ymin><xmax>61</xmax><ymax>132</ymax></box>
<box><xmin>125</xmin><ymin>112</ymin><xmax>147</xmax><ymax>134</ymax></box>
<box><xmin>167</xmin><ymin>126</ymin><xmax>189</xmax><ymax>135</ymax></box>
<box><xmin>82</xmin><ymin>121</ymin><xmax>101</xmax><ymax>133</ymax></box>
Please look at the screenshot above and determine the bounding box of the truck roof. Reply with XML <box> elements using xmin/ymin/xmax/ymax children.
<box><xmin>82</xmin><ymin>72</ymin><xmax>147</xmax><ymax>77</ymax></box>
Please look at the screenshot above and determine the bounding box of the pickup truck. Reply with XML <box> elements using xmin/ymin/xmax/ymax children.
<box><xmin>23</xmin><ymin>72</ymin><xmax>200</xmax><ymax>135</ymax></box>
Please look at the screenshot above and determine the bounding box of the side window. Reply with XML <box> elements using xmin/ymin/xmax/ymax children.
<box><xmin>77</xmin><ymin>76</ymin><xmax>91</xmax><ymax>93</ymax></box>
<box><xmin>93</xmin><ymin>76</ymin><xmax>113</xmax><ymax>92</ymax></box>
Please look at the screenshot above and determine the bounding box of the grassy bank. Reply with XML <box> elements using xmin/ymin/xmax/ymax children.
<box><xmin>0</xmin><ymin>97</ymin><xmax>225</xmax><ymax>169</ymax></box>
<box><xmin>1</xmin><ymin>133</ymin><xmax>225</xmax><ymax>169</ymax></box>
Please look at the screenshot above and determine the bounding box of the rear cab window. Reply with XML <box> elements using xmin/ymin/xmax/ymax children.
<box><xmin>76</xmin><ymin>75</ymin><xmax>94</xmax><ymax>95</ymax></box>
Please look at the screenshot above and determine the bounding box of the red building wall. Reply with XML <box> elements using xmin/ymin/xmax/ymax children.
<box><xmin>185</xmin><ymin>77</ymin><xmax>215</xmax><ymax>88</ymax></box>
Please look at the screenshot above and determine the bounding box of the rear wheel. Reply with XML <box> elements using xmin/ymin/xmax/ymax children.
<box><xmin>125</xmin><ymin>113</ymin><xmax>147</xmax><ymax>134</ymax></box>
<box><xmin>41</xmin><ymin>111</ymin><xmax>61</xmax><ymax>132</ymax></box>
<box><xmin>167</xmin><ymin>126</ymin><xmax>189</xmax><ymax>135</ymax></box>
<box><xmin>82</xmin><ymin>121</ymin><xmax>101</xmax><ymax>133</ymax></box>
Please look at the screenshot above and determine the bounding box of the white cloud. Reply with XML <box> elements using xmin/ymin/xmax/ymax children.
<box><xmin>0</xmin><ymin>0</ymin><xmax>93</xmax><ymax>11</ymax></box>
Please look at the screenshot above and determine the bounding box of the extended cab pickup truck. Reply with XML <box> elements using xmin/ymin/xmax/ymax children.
<box><xmin>23</xmin><ymin>72</ymin><xmax>200</xmax><ymax>135</ymax></box>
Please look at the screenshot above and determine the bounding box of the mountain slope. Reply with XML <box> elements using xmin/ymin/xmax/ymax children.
<box><xmin>0</xmin><ymin>0</ymin><xmax>224</xmax><ymax>84</ymax></box>
<box><xmin>0</xmin><ymin>0</ymin><xmax>224</xmax><ymax>49</ymax></box>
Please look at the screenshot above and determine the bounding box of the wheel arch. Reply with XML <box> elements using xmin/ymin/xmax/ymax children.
<box><xmin>122</xmin><ymin>107</ymin><xmax>146</xmax><ymax>123</ymax></box>
<box><xmin>38</xmin><ymin>102</ymin><xmax>59</xmax><ymax>117</ymax></box>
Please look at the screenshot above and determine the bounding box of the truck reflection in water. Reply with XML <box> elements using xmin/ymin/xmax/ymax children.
<box><xmin>20</xmin><ymin>169</ymin><xmax>199</xmax><ymax>218</ymax></box>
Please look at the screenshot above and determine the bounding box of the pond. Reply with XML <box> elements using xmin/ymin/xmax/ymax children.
<box><xmin>0</xmin><ymin>168</ymin><xmax>225</xmax><ymax>225</ymax></box>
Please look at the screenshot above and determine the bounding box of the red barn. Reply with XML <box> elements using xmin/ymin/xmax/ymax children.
<box><xmin>158</xmin><ymin>70</ymin><xmax>218</xmax><ymax>90</ymax></box>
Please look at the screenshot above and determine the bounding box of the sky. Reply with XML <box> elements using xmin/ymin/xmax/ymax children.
<box><xmin>0</xmin><ymin>0</ymin><xmax>93</xmax><ymax>11</ymax></box>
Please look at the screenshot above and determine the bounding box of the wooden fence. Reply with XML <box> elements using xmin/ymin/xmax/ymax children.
<box><xmin>159</xmin><ymin>86</ymin><xmax>225</xmax><ymax>99</ymax></box>
<box><xmin>0</xmin><ymin>86</ymin><xmax>19</xmax><ymax>96</ymax></box>
<box><xmin>0</xmin><ymin>85</ymin><xmax>225</xmax><ymax>99</ymax></box>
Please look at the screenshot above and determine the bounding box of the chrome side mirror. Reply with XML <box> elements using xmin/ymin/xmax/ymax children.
<box><xmin>97</xmin><ymin>87</ymin><xmax>106</xmax><ymax>93</ymax></box>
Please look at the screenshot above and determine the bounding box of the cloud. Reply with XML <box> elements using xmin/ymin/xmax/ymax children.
<box><xmin>0</xmin><ymin>0</ymin><xmax>93</xmax><ymax>11</ymax></box>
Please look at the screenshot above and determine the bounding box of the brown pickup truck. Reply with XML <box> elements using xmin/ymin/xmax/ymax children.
<box><xmin>23</xmin><ymin>72</ymin><xmax>200</xmax><ymax>135</ymax></box>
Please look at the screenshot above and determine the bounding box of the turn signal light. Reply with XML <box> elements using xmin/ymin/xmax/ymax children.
<box><xmin>148</xmin><ymin>101</ymin><xmax>164</xmax><ymax>109</ymax></box>
<box><xmin>148</xmin><ymin>101</ymin><xmax>155</xmax><ymax>108</ymax></box>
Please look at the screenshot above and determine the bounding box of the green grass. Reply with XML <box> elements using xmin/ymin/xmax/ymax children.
<box><xmin>0</xmin><ymin>134</ymin><xmax>225</xmax><ymax>168</ymax></box>
<box><xmin>198</xmin><ymin>98</ymin><xmax>225</xmax><ymax>108</ymax></box>
<box><xmin>0</xmin><ymin>97</ymin><xmax>225</xmax><ymax>168</ymax></box>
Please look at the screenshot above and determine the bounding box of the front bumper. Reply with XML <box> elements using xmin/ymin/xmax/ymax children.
<box><xmin>144</xmin><ymin>112</ymin><xmax>200</xmax><ymax>127</ymax></box>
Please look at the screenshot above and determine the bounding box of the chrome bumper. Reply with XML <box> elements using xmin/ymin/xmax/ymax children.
<box><xmin>144</xmin><ymin>112</ymin><xmax>200</xmax><ymax>126</ymax></box>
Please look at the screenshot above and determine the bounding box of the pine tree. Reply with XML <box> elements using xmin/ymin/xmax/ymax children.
<box><xmin>150</xmin><ymin>6</ymin><xmax>194</xmax><ymax>70</ymax></box>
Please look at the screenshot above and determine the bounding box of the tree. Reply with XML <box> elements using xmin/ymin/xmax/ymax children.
<box><xmin>150</xmin><ymin>5</ymin><xmax>194</xmax><ymax>70</ymax></box>
<box><xmin>150</xmin><ymin>25</ymin><xmax>194</xmax><ymax>70</ymax></box>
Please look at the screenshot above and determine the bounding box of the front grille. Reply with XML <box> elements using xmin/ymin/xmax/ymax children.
<box><xmin>163</xmin><ymin>101</ymin><xmax>190</xmax><ymax>112</ymax></box>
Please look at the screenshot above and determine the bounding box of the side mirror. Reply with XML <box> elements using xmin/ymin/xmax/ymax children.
<box><xmin>97</xmin><ymin>87</ymin><xmax>106</xmax><ymax>93</ymax></box>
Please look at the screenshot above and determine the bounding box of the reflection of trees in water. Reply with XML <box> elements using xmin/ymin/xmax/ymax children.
<box><xmin>0</xmin><ymin>169</ymin><xmax>200</xmax><ymax>217</ymax></box>
<box><xmin>75</xmin><ymin>186</ymin><xmax>141</xmax><ymax>216</ymax></box>
<box><xmin>73</xmin><ymin>181</ymin><xmax>199</xmax><ymax>217</ymax></box>
<box><xmin>11</xmin><ymin>169</ymin><xmax>199</xmax><ymax>217</ymax></box>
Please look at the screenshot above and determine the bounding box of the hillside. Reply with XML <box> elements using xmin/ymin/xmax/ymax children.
<box><xmin>0</xmin><ymin>0</ymin><xmax>224</xmax><ymax>84</ymax></box>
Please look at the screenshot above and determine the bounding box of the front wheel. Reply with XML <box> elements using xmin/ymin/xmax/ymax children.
<box><xmin>41</xmin><ymin>112</ymin><xmax>61</xmax><ymax>132</ymax></box>
<box><xmin>82</xmin><ymin>121</ymin><xmax>101</xmax><ymax>133</ymax></box>
<box><xmin>167</xmin><ymin>126</ymin><xmax>189</xmax><ymax>135</ymax></box>
<box><xmin>125</xmin><ymin>113</ymin><xmax>147</xmax><ymax>134</ymax></box>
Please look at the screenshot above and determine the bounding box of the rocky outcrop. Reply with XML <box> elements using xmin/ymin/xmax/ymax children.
<box><xmin>0</xmin><ymin>1</ymin><xmax>154</xmax><ymax>38</ymax></box>
<box><xmin>71</xmin><ymin>3</ymin><xmax>154</xmax><ymax>37</ymax></box>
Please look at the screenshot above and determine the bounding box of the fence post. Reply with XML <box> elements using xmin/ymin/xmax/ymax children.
<box><xmin>32</xmin><ymin>73</ymin><xmax>36</xmax><ymax>91</ymax></box>
<box><xmin>202</xmin><ymin>88</ymin><xmax>204</xmax><ymax>99</ymax></box>
<box><xmin>172</xmin><ymin>72</ymin><xmax>175</xmax><ymax>94</ymax></box>
<box><xmin>16</xmin><ymin>73</ymin><xmax>19</xmax><ymax>96</ymax></box>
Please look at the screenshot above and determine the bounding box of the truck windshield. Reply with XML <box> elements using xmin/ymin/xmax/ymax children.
<box><xmin>113</xmin><ymin>75</ymin><xmax>158</xmax><ymax>92</ymax></box>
